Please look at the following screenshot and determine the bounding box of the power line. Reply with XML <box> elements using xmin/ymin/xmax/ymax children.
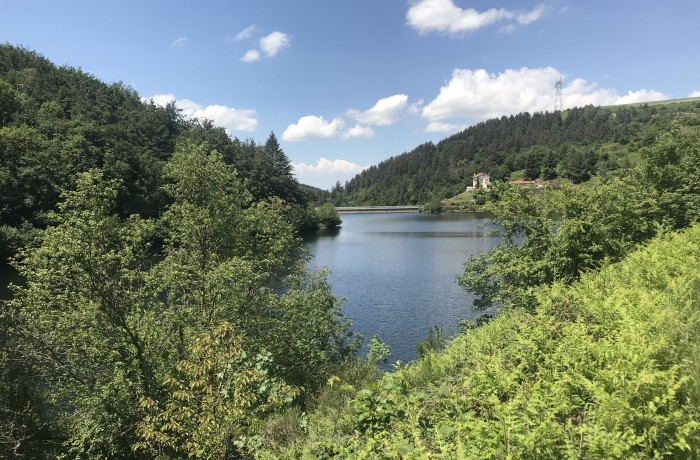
<box><xmin>554</xmin><ymin>78</ymin><xmax>563</xmax><ymax>112</ymax></box>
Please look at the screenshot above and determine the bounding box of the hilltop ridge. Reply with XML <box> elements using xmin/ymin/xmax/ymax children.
<box><xmin>329</xmin><ymin>98</ymin><xmax>700</xmax><ymax>206</ymax></box>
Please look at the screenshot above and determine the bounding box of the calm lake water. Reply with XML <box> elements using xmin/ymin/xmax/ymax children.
<box><xmin>304</xmin><ymin>212</ymin><xmax>499</xmax><ymax>364</ymax></box>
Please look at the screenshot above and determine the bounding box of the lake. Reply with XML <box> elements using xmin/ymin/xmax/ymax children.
<box><xmin>304</xmin><ymin>212</ymin><xmax>499</xmax><ymax>364</ymax></box>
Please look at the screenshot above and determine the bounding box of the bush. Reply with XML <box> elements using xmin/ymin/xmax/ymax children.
<box><xmin>421</xmin><ymin>198</ymin><xmax>442</xmax><ymax>213</ymax></box>
<box><xmin>316</xmin><ymin>203</ymin><xmax>342</xmax><ymax>229</ymax></box>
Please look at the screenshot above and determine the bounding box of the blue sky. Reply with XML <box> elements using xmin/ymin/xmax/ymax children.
<box><xmin>2</xmin><ymin>1</ymin><xmax>699</xmax><ymax>189</ymax></box>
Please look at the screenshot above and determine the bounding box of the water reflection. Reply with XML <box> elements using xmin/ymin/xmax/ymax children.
<box><xmin>306</xmin><ymin>212</ymin><xmax>498</xmax><ymax>364</ymax></box>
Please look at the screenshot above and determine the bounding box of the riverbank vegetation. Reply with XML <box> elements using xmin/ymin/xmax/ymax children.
<box><xmin>262</xmin><ymin>225</ymin><xmax>700</xmax><ymax>458</ymax></box>
<box><xmin>251</xmin><ymin>115</ymin><xmax>700</xmax><ymax>458</ymax></box>
<box><xmin>1</xmin><ymin>143</ymin><xmax>360</xmax><ymax>458</ymax></box>
<box><xmin>2</xmin><ymin>44</ymin><xmax>700</xmax><ymax>458</ymax></box>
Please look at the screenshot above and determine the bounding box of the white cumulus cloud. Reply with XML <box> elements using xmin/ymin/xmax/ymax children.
<box><xmin>560</xmin><ymin>79</ymin><xmax>666</xmax><ymax>107</ymax></box>
<box><xmin>426</xmin><ymin>121</ymin><xmax>460</xmax><ymax>133</ymax></box>
<box><xmin>348</xmin><ymin>94</ymin><xmax>410</xmax><ymax>126</ymax></box>
<box><xmin>241</xmin><ymin>49</ymin><xmax>261</xmax><ymax>62</ymax></box>
<box><xmin>516</xmin><ymin>4</ymin><xmax>546</xmax><ymax>24</ymax></box>
<box><xmin>343</xmin><ymin>124</ymin><xmax>375</xmax><ymax>139</ymax></box>
<box><xmin>172</xmin><ymin>36</ymin><xmax>188</xmax><ymax>46</ymax></box>
<box><xmin>193</xmin><ymin>105</ymin><xmax>257</xmax><ymax>132</ymax></box>
<box><xmin>406</xmin><ymin>0</ymin><xmax>545</xmax><ymax>35</ymax></box>
<box><xmin>241</xmin><ymin>30</ymin><xmax>291</xmax><ymax>62</ymax></box>
<box><xmin>689</xmin><ymin>90</ymin><xmax>700</xmax><ymax>98</ymax></box>
<box><xmin>614</xmin><ymin>90</ymin><xmax>666</xmax><ymax>104</ymax></box>
<box><xmin>422</xmin><ymin>67</ymin><xmax>560</xmax><ymax>122</ymax></box>
<box><xmin>260</xmin><ymin>31</ymin><xmax>291</xmax><ymax>57</ymax></box>
<box><xmin>282</xmin><ymin>115</ymin><xmax>346</xmax><ymax>141</ymax></box>
<box><xmin>292</xmin><ymin>158</ymin><xmax>367</xmax><ymax>189</ymax></box>
<box><xmin>421</xmin><ymin>67</ymin><xmax>668</xmax><ymax>130</ymax></box>
<box><xmin>146</xmin><ymin>94</ymin><xmax>257</xmax><ymax>134</ymax></box>
<box><xmin>408</xmin><ymin>99</ymin><xmax>424</xmax><ymax>113</ymax></box>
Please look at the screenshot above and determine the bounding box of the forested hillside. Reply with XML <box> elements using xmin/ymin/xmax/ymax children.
<box><xmin>0</xmin><ymin>45</ymin><xmax>355</xmax><ymax>458</ymax></box>
<box><xmin>331</xmin><ymin>100</ymin><xmax>700</xmax><ymax>205</ymax></box>
<box><xmin>0</xmin><ymin>44</ymin><xmax>321</xmax><ymax>262</ymax></box>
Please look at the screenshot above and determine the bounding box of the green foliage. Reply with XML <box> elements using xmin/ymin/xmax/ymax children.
<box><xmin>416</xmin><ymin>325</ymin><xmax>447</xmax><ymax>358</ymax></box>
<box><xmin>0</xmin><ymin>46</ymin><xmax>318</xmax><ymax>266</ymax></box>
<box><xmin>0</xmin><ymin>295</ymin><xmax>54</xmax><ymax>459</ymax></box>
<box><xmin>299</xmin><ymin>183</ymin><xmax>331</xmax><ymax>206</ymax></box>
<box><xmin>0</xmin><ymin>79</ymin><xmax>21</xmax><ymax>124</ymax></box>
<box><xmin>560</xmin><ymin>148</ymin><xmax>598</xmax><ymax>183</ymax></box>
<box><xmin>10</xmin><ymin>170</ymin><xmax>159</xmax><ymax>457</ymax></box>
<box><xmin>333</xmin><ymin>102</ymin><xmax>700</xmax><ymax>205</ymax></box>
<box><xmin>316</xmin><ymin>203</ymin><xmax>342</xmax><ymax>228</ymax></box>
<box><xmin>459</xmin><ymin>182</ymin><xmax>556</xmax><ymax>310</ymax></box>
<box><xmin>266</xmin><ymin>268</ymin><xmax>358</xmax><ymax>393</ymax></box>
<box><xmin>639</xmin><ymin>115</ymin><xmax>700</xmax><ymax>228</ymax></box>
<box><xmin>366</xmin><ymin>334</ymin><xmax>391</xmax><ymax>367</ymax></box>
<box><xmin>266</xmin><ymin>226</ymin><xmax>700</xmax><ymax>458</ymax></box>
<box><xmin>352</xmin><ymin>379</ymin><xmax>407</xmax><ymax>436</ymax></box>
<box><xmin>6</xmin><ymin>143</ymin><xmax>355</xmax><ymax>458</ymax></box>
<box><xmin>460</xmin><ymin>116</ymin><xmax>700</xmax><ymax>312</ymax></box>
<box><xmin>460</xmin><ymin>173</ymin><xmax>661</xmax><ymax>310</ymax></box>
<box><xmin>0</xmin><ymin>45</ymin><xmax>341</xmax><ymax>457</ymax></box>
<box><xmin>421</xmin><ymin>197</ymin><xmax>443</xmax><ymax>213</ymax></box>
<box><xmin>135</xmin><ymin>322</ymin><xmax>298</xmax><ymax>458</ymax></box>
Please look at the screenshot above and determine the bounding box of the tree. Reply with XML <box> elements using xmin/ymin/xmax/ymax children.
<box><xmin>135</xmin><ymin>323</ymin><xmax>298</xmax><ymax>458</ymax></box>
<box><xmin>639</xmin><ymin>115</ymin><xmax>700</xmax><ymax>228</ymax></box>
<box><xmin>0</xmin><ymin>80</ymin><xmax>21</xmax><ymax>125</ymax></box>
<box><xmin>264</xmin><ymin>131</ymin><xmax>292</xmax><ymax>177</ymax></box>
<box><xmin>9</xmin><ymin>142</ymin><xmax>356</xmax><ymax>457</ymax></box>
<box><xmin>459</xmin><ymin>183</ymin><xmax>555</xmax><ymax>310</ymax></box>
<box><xmin>522</xmin><ymin>151</ymin><xmax>541</xmax><ymax>180</ymax></box>
<box><xmin>460</xmin><ymin>177</ymin><xmax>661</xmax><ymax>311</ymax></box>
<box><xmin>316</xmin><ymin>203</ymin><xmax>342</xmax><ymax>228</ymax></box>
<box><xmin>560</xmin><ymin>149</ymin><xmax>597</xmax><ymax>183</ymax></box>
<box><xmin>11</xmin><ymin>170</ymin><xmax>159</xmax><ymax>457</ymax></box>
<box><xmin>0</xmin><ymin>298</ymin><xmax>53</xmax><ymax>459</ymax></box>
<box><xmin>541</xmin><ymin>150</ymin><xmax>558</xmax><ymax>180</ymax></box>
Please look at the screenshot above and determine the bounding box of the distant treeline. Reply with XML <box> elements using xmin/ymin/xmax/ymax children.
<box><xmin>330</xmin><ymin>100</ymin><xmax>700</xmax><ymax>205</ymax></box>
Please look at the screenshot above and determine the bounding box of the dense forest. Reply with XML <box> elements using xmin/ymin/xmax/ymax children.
<box><xmin>2</xmin><ymin>44</ymin><xmax>700</xmax><ymax>458</ymax></box>
<box><xmin>0</xmin><ymin>44</ymin><xmax>347</xmax><ymax>458</ymax></box>
<box><xmin>0</xmin><ymin>44</ymin><xmax>343</xmax><ymax>263</ymax></box>
<box><xmin>330</xmin><ymin>99</ymin><xmax>700</xmax><ymax>205</ymax></box>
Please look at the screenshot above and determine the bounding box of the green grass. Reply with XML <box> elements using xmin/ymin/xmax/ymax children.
<box><xmin>440</xmin><ymin>190</ymin><xmax>481</xmax><ymax>212</ymax></box>
<box><xmin>509</xmin><ymin>169</ymin><xmax>525</xmax><ymax>180</ymax></box>
<box><xmin>603</xmin><ymin>96</ymin><xmax>700</xmax><ymax>110</ymax></box>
